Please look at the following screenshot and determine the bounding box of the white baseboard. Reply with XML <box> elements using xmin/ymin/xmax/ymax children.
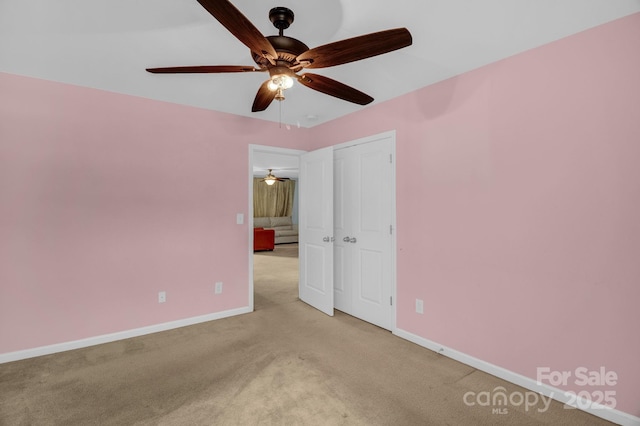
<box><xmin>393</xmin><ymin>328</ymin><xmax>640</xmax><ymax>426</ymax></box>
<box><xmin>0</xmin><ymin>306</ymin><xmax>252</xmax><ymax>364</ymax></box>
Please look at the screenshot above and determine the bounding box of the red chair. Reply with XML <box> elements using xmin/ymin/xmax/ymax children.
<box><xmin>254</xmin><ymin>228</ymin><xmax>275</xmax><ymax>251</ymax></box>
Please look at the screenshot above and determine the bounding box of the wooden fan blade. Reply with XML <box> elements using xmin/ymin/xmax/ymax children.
<box><xmin>146</xmin><ymin>65</ymin><xmax>261</xmax><ymax>74</ymax></box>
<box><xmin>297</xmin><ymin>28</ymin><xmax>412</xmax><ymax>69</ymax></box>
<box><xmin>298</xmin><ymin>73</ymin><xmax>373</xmax><ymax>105</ymax></box>
<box><xmin>196</xmin><ymin>0</ymin><xmax>277</xmax><ymax>62</ymax></box>
<box><xmin>252</xmin><ymin>80</ymin><xmax>277</xmax><ymax>112</ymax></box>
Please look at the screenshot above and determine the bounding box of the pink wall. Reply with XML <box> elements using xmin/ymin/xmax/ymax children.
<box><xmin>308</xmin><ymin>13</ymin><xmax>640</xmax><ymax>416</ymax></box>
<box><xmin>0</xmin><ymin>73</ymin><xmax>308</xmax><ymax>353</ymax></box>
<box><xmin>1</xmin><ymin>12</ymin><xmax>639</xmax><ymax>419</ymax></box>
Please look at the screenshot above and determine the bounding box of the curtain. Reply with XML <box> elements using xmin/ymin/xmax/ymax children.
<box><xmin>253</xmin><ymin>178</ymin><xmax>296</xmax><ymax>217</ymax></box>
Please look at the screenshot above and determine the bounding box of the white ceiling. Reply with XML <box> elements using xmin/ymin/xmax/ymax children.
<box><xmin>252</xmin><ymin>150</ymin><xmax>301</xmax><ymax>179</ymax></box>
<box><xmin>1</xmin><ymin>0</ymin><xmax>639</xmax><ymax>130</ymax></box>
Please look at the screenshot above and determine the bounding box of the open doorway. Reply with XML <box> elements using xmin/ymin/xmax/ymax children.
<box><xmin>248</xmin><ymin>145</ymin><xmax>304</xmax><ymax>311</ymax></box>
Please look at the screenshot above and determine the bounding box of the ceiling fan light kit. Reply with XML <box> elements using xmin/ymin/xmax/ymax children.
<box><xmin>261</xmin><ymin>169</ymin><xmax>288</xmax><ymax>185</ymax></box>
<box><xmin>266</xmin><ymin>70</ymin><xmax>294</xmax><ymax>102</ymax></box>
<box><xmin>146</xmin><ymin>0</ymin><xmax>412</xmax><ymax>113</ymax></box>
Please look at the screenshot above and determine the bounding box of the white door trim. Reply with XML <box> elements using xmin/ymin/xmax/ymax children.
<box><xmin>332</xmin><ymin>129</ymin><xmax>396</xmax><ymax>150</ymax></box>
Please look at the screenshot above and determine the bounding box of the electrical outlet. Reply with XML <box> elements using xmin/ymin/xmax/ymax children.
<box><xmin>215</xmin><ymin>282</ymin><xmax>223</xmax><ymax>295</ymax></box>
<box><xmin>416</xmin><ymin>298</ymin><xmax>424</xmax><ymax>314</ymax></box>
<box><xmin>158</xmin><ymin>291</ymin><xmax>166</xmax><ymax>303</ymax></box>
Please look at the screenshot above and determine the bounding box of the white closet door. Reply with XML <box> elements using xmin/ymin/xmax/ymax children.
<box><xmin>298</xmin><ymin>147</ymin><xmax>334</xmax><ymax>316</ymax></box>
<box><xmin>335</xmin><ymin>138</ymin><xmax>394</xmax><ymax>330</ymax></box>
<box><xmin>350</xmin><ymin>139</ymin><xmax>393</xmax><ymax>329</ymax></box>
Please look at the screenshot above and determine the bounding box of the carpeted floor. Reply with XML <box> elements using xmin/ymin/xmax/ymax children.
<box><xmin>0</xmin><ymin>245</ymin><xmax>611</xmax><ymax>425</ymax></box>
<box><xmin>254</xmin><ymin>242</ymin><xmax>299</xmax><ymax>258</ymax></box>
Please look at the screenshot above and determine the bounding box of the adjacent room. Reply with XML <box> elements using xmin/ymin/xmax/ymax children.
<box><xmin>1</xmin><ymin>1</ymin><xmax>639</xmax><ymax>425</ymax></box>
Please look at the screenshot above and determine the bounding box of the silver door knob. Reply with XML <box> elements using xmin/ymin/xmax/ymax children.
<box><xmin>343</xmin><ymin>236</ymin><xmax>351</xmax><ymax>242</ymax></box>
<box><xmin>349</xmin><ymin>237</ymin><xmax>357</xmax><ymax>243</ymax></box>
<box><xmin>323</xmin><ymin>236</ymin><xmax>330</xmax><ymax>242</ymax></box>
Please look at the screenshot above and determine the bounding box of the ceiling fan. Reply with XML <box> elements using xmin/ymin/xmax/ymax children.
<box><xmin>259</xmin><ymin>169</ymin><xmax>290</xmax><ymax>185</ymax></box>
<box><xmin>146</xmin><ymin>0</ymin><xmax>412</xmax><ymax>112</ymax></box>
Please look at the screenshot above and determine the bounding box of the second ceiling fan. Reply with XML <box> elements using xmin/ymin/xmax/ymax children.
<box><xmin>259</xmin><ymin>169</ymin><xmax>290</xmax><ymax>185</ymax></box>
<box><xmin>146</xmin><ymin>0</ymin><xmax>412</xmax><ymax>112</ymax></box>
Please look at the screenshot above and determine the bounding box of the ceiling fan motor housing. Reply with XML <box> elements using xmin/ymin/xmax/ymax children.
<box><xmin>252</xmin><ymin>36</ymin><xmax>309</xmax><ymax>68</ymax></box>
<box><xmin>250</xmin><ymin>7</ymin><xmax>309</xmax><ymax>69</ymax></box>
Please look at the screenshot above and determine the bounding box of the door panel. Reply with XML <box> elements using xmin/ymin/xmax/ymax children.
<box><xmin>359</xmin><ymin>150</ymin><xmax>384</xmax><ymax>231</ymax></box>
<box><xmin>359</xmin><ymin>249</ymin><xmax>383</xmax><ymax>303</ymax></box>
<box><xmin>340</xmin><ymin>138</ymin><xmax>393</xmax><ymax>330</ymax></box>
<box><xmin>299</xmin><ymin>147</ymin><xmax>334</xmax><ymax>316</ymax></box>
<box><xmin>305</xmin><ymin>244</ymin><xmax>327</xmax><ymax>292</ymax></box>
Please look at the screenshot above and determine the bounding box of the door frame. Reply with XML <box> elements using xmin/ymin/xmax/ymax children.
<box><xmin>248</xmin><ymin>144</ymin><xmax>305</xmax><ymax>311</ymax></box>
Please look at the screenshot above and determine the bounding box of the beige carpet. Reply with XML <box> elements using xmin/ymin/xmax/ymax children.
<box><xmin>254</xmin><ymin>242</ymin><xmax>299</xmax><ymax>258</ymax></box>
<box><xmin>0</xmin><ymin>245</ymin><xmax>611</xmax><ymax>425</ymax></box>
